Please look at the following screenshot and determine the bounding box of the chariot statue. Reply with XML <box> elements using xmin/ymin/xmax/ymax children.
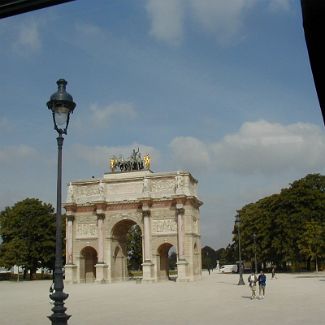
<box><xmin>109</xmin><ymin>148</ymin><xmax>151</xmax><ymax>173</ymax></box>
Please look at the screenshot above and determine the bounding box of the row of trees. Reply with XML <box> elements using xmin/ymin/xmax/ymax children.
<box><xmin>202</xmin><ymin>174</ymin><xmax>325</xmax><ymax>272</ymax></box>
<box><xmin>233</xmin><ymin>174</ymin><xmax>325</xmax><ymax>271</ymax></box>
<box><xmin>201</xmin><ymin>245</ymin><xmax>236</xmax><ymax>270</ymax></box>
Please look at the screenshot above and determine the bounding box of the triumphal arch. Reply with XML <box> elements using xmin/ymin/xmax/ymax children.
<box><xmin>64</xmin><ymin>150</ymin><xmax>202</xmax><ymax>283</ymax></box>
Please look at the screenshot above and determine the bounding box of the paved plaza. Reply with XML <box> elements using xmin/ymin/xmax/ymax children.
<box><xmin>0</xmin><ymin>271</ymin><xmax>324</xmax><ymax>325</ymax></box>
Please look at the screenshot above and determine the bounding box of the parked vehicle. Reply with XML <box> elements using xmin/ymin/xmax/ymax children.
<box><xmin>219</xmin><ymin>265</ymin><xmax>238</xmax><ymax>273</ymax></box>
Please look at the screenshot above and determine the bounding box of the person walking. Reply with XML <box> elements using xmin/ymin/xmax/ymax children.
<box><xmin>248</xmin><ymin>272</ymin><xmax>258</xmax><ymax>299</ymax></box>
<box><xmin>271</xmin><ymin>267</ymin><xmax>277</xmax><ymax>279</ymax></box>
<box><xmin>258</xmin><ymin>270</ymin><xmax>266</xmax><ymax>299</ymax></box>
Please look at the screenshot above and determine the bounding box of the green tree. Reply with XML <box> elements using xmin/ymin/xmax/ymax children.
<box><xmin>126</xmin><ymin>224</ymin><xmax>142</xmax><ymax>271</ymax></box>
<box><xmin>168</xmin><ymin>251</ymin><xmax>177</xmax><ymax>270</ymax></box>
<box><xmin>223</xmin><ymin>243</ymin><xmax>236</xmax><ymax>265</ymax></box>
<box><xmin>235</xmin><ymin>174</ymin><xmax>325</xmax><ymax>271</ymax></box>
<box><xmin>297</xmin><ymin>221</ymin><xmax>325</xmax><ymax>272</ymax></box>
<box><xmin>0</xmin><ymin>198</ymin><xmax>56</xmax><ymax>279</ymax></box>
<box><xmin>201</xmin><ymin>246</ymin><xmax>216</xmax><ymax>269</ymax></box>
<box><xmin>215</xmin><ymin>247</ymin><xmax>226</xmax><ymax>265</ymax></box>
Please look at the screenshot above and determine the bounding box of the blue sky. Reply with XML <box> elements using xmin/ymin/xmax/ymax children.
<box><xmin>0</xmin><ymin>0</ymin><xmax>324</xmax><ymax>248</ymax></box>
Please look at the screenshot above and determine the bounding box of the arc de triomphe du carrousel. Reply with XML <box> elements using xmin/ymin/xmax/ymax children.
<box><xmin>64</xmin><ymin>149</ymin><xmax>203</xmax><ymax>283</ymax></box>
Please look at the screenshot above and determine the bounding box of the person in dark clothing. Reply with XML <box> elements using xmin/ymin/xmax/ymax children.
<box><xmin>258</xmin><ymin>270</ymin><xmax>266</xmax><ymax>299</ymax></box>
<box><xmin>271</xmin><ymin>267</ymin><xmax>277</xmax><ymax>279</ymax></box>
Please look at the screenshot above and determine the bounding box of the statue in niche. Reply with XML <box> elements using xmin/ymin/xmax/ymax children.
<box><xmin>175</xmin><ymin>172</ymin><xmax>184</xmax><ymax>193</ymax></box>
<box><xmin>67</xmin><ymin>253</ymin><xmax>73</xmax><ymax>264</ymax></box>
<box><xmin>67</xmin><ymin>182</ymin><xmax>74</xmax><ymax>202</ymax></box>
<box><xmin>98</xmin><ymin>180</ymin><xmax>105</xmax><ymax>200</ymax></box>
<box><xmin>143</xmin><ymin>177</ymin><xmax>150</xmax><ymax>193</ymax></box>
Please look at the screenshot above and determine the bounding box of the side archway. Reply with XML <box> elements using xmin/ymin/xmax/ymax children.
<box><xmin>80</xmin><ymin>246</ymin><xmax>98</xmax><ymax>283</ymax></box>
<box><xmin>157</xmin><ymin>243</ymin><xmax>175</xmax><ymax>281</ymax></box>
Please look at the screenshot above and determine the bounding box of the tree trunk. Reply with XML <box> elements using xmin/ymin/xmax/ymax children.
<box><xmin>29</xmin><ymin>269</ymin><xmax>36</xmax><ymax>280</ymax></box>
<box><xmin>306</xmin><ymin>256</ymin><xmax>311</xmax><ymax>271</ymax></box>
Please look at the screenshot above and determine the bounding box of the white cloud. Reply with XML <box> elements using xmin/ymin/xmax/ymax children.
<box><xmin>268</xmin><ymin>0</ymin><xmax>292</xmax><ymax>12</ymax></box>
<box><xmin>71</xmin><ymin>143</ymin><xmax>160</xmax><ymax>169</ymax></box>
<box><xmin>0</xmin><ymin>145</ymin><xmax>38</xmax><ymax>164</ymax></box>
<box><xmin>90</xmin><ymin>102</ymin><xmax>137</xmax><ymax>128</ymax></box>
<box><xmin>146</xmin><ymin>0</ymin><xmax>184</xmax><ymax>45</ymax></box>
<box><xmin>169</xmin><ymin>120</ymin><xmax>325</xmax><ymax>175</ymax></box>
<box><xmin>214</xmin><ymin>120</ymin><xmax>325</xmax><ymax>174</ymax></box>
<box><xmin>169</xmin><ymin>136</ymin><xmax>211</xmax><ymax>171</ymax></box>
<box><xmin>189</xmin><ymin>0</ymin><xmax>256</xmax><ymax>45</ymax></box>
<box><xmin>13</xmin><ymin>20</ymin><xmax>41</xmax><ymax>53</ymax></box>
<box><xmin>146</xmin><ymin>0</ymin><xmax>293</xmax><ymax>46</ymax></box>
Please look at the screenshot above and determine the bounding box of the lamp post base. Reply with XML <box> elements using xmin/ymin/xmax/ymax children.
<box><xmin>48</xmin><ymin>285</ymin><xmax>70</xmax><ymax>324</ymax></box>
<box><xmin>48</xmin><ymin>314</ymin><xmax>71</xmax><ymax>325</ymax></box>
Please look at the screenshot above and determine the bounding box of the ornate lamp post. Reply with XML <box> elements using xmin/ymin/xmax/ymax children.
<box><xmin>235</xmin><ymin>215</ymin><xmax>245</xmax><ymax>285</ymax></box>
<box><xmin>253</xmin><ymin>233</ymin><xmax>257</xmax><ymax>274</ymax></box>
<box><xmin>47</xmin><ymin>79</ymin><xmax>76</xmax><ymax>325</ymax></box>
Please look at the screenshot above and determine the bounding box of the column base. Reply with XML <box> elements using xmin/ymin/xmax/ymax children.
<box><xmin>95</xmin><ymin>263</ymin><xmax>108</xmax><ymax>283</ymax></box>
<box><xmin>142</xmin><ymin>261</ymin><xmax>155</xmax><ymax>282</ymax></box>
<box><xmin>176</xmin><ymin>260</ymin><xmax>189</xmax><ymax>282</ymax></box>
<box><xmin>64</xmin><ymin>264</ymin><xmax>78</xmax><ymax>284</ymax></box>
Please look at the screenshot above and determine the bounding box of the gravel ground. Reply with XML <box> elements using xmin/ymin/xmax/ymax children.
<box><xmin>0</xmin><ymin>271</ymin><xmax>324</xmax><ymax>325</ymax></box>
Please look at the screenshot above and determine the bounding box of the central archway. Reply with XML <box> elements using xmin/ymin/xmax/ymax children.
<box><xmin>111</xmin><ymin>219</ymin><xmax>143</xmax><ymax>281</ymax></box>
<box><xmin>157</xmin><ymin>243</ymin><xmax>176</xmax><ymax>281</ymax></box>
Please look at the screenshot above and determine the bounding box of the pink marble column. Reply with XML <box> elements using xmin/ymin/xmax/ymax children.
<box><xmin>176</xmin><ymin>203</ymin><xmax>185</xmax><ymax>260</ymax></box>
<box><xmin>66</xmin><ymin>215</ymin><xmax>74</xmax><ymax>264</ymax></box>
<box><xmin>143</xmin><ymin>209</ymin><xmax>151</xmax><ymax>262</ymax></box>
<box><xmin>97</xmin><ymin>214</ymin><xmax>105</xmax><ymax>263</ymax></box>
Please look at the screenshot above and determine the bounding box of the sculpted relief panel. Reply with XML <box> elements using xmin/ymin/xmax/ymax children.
<box><xmin>76</xmin><ymin>223</ymin><xmax>98</xmax><ymax>238</ymax></box>
<box><xmin>151</xmin><ymin>178</ymin><xmax>175</xmax><ymax>193</ymax></box>
<box><xmin>67</xmin><ymin>182</ymin><xmax>105</xmax><ymax>204</ymax></box>
<box><xmin>109</xmin><ymin>212</ymin><xmax>142</xmax><ymax>221</ymax></box>
<box><xmin>75</xmin><ymin>215</ymin><xmax>98</xmax><ymax>239</ymax></box>
<box><xmin>152</xmin><ymin>219</ymin><xmax>177</xmax><ymax>234</ymax></box>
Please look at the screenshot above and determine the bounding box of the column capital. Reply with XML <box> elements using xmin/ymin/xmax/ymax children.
<box><xmin>141</xmin><ymin>199</ymin><xmax>152</xmax><ymax>211</ymax></box>
<box><xmin>64</xmin><ymin>202</ymin><xmax>77</xmax><ymax>213</ymax></box>
<box><xmin>142</xmin><ymin>210</ymin><xmax>151</xmax><ymax>218</ymax></box>
<box><xmin>66</xmin><ymin>214</ymin><xmax>75</xmax><ymax>222</ymax></box>
<box><xmin>96</xmin><ymin>213</ymin><xmax>105</xmax><ymax>220</ymax></box>
<box><xmin>95</xmin><ymin>203</ymin><xmax>107</xmax><ymax>215</ymax></box>
<box><xmin>176</xmin><ymin>203</ymin><xmax>184</xmax><ymax>214</ymax></box>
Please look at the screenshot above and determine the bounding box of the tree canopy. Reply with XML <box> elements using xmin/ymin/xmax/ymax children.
<box><xmin>234</xmin><ymin>174</ymin><xmax>325</xmax><ymax>271</ymax></box>
<box><xmin>126</xmin><ymin>224</ymin><xmax>142</xmax><ymax>271</ymax></box>
<box><xmin>202</xmin><ymin>246</ymin><xmax>217</xmax><ymax>269</ymax></box>
<box><xmin>0</xmin><ymin>198</ymin><xmax>57</xmax><ymax>279</ymax></box>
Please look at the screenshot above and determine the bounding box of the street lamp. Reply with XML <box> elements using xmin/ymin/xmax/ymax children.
<box><xmin>235</xmin><ymin>215</ymin><xmax>245</xmax><ymax>285</ymax></box>
<box><xmin>253</xmin><ymin>233</ymin><xmax>257</xmax><ymax>274</ymax></box>
<box><xmin>47</xmin><ymin>79</ymin><xmax>76</xmax><ymax>325</ymax></box>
